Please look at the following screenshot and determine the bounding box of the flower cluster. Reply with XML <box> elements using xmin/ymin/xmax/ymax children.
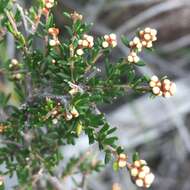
<box><xmin>44</xmin><ymin>101</ymin><xmax>79</xmax><ymax>124</ymax></box>
<box><xmin>129</xmin><ymin>37</ymin><xmax>142</xmax><ymax>52</ymax></box>
<box><xmin>149</xmin><ymin>75</ymin><xmax>176</xmax><ymax>98</ymax></box>
<box><xmin>43</xmin><ymin>0</ymin><xmax>55</xmax><ymax>15</ymax></box>
<box><xmin>102</xmin><ymin>33</ymin><xmax>117</xmax><ymax>48</ymax></box>
<box><xmin>139</xmin><ymin>28</ymin><xmax>157</xmax><ymax>48</ymax></box>
<box><xmin>9</xmin><ymin>59</ymin><xmax>22</xmax><ymax>80</ymax></box>
<box><xmin>76</xmin><ymin>34</ymin><xmax>94</xmax><ymax>56</ymax></box>
<box><xmin>68</xmin><ymin>82</ymin><xmax>83</xmax><ymax>96</ymax></box>
<box><xmin>9</xmin><ymin>58</ymin><xmax>19</xmax><ymax>69</ymax></box>
<box><xmin>129</xmin><ymin>159</ymin><xmax>155</xmax><ymax>188</ymax></box>
<box><xmin>128</xmin><ymin>27</ymin><xmax>157</xmax><ymax>63</ymax></box>
<box><xmin>70</xmin><ymin>11</ymin><xmax>83</xmax><ymax>22</ymax></box>
<box><xmin>64</xmin><ymin>106</ymin><xmax>79</xmax><ymax>121</ymax></box>
<box><xmin>48</xmin><ymin>27</ymin><xmax>60</xmax><ymax>47</ymax></box>
<box><xmin>127</xmin><ymin>51</ymin><xmax>140</xmax><ymax>64</ymax></box>
<box><xmin>117</xmin><ymin>153</ymin><xmax>128</xmax><ymax>168</ymax></box>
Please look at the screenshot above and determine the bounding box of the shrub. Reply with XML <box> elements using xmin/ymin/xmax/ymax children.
<box><xmin>0</xmin><ymin>0</ymin><xmax>176</xmax><ymax>189</ymax></box>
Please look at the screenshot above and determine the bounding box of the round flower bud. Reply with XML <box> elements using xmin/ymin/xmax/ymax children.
<box><xmin>152</xmin><ymin>86</ymin><xmax>160</xmax><ymax>95</ymax></box>
<box><xmin>48</xmin><ymin>27</ymin><xmax>59</xmax><ymax>36</ymax></box>
<box><xmin>135</xmin><ymin>179</ymin><xmax>144</xmax><ymax>187</ymax></box>
<box><xmin>149</xmin><ymin>81</ymin><xmax>156</xmax><ymax>87</ymax></box>
<box><xmin>70</xmin><ymin>107</ymin><xmax>79</xmax><ymax>118</ymax></box>
<box><xmin>11</xmin><ymin>58</ymin><xmax>18</xmax><ymax>65</ymax></box>
<box><xmin>112</xmin><ymin>41</ymin><xmax>117</xmax><ymax>48</ymax></box>
<box><xmin>102</xmin><ymin>41</ymin><xmax>109</xmax><ymax>48</ymax></box>
<box><xmin>130</xmin><ymin>167</ymin><xmax>138</xmax><ymax>177</ymax></box>
<box><xmin>144</xmin><ymin>173</ymin><xmax>155</xmax><ymax>185</ymax></box>
<box><xmin>134</xmin><ymin>160</ymin><xmax>141</xmax><ymax>168</ymax></box>
<box><xmin>49</xmin><ymin>39</ymin><xmax>57</xmax><ymax>46</ymax></box>
<box><xmin>170</xmin><ymin>82</ymin><xmax>176</xmax><ymax>95</ymax></box>
<box><xmin>82</xmin><ymin>40</ymin><xmax>88</xmax><ymax>47</ymax></box>
<box><xmin>51</xmin><ymin>59</ymin><xmax>56</xmax><ymax>64</ymax></box>
<box><xmin>52</xmin><ymin>118</ymin><xmax>58</xmax><ymax>124</ymax></box>
<box><xmin>140</xmin><ymin>160</ymin><xmax>147</xmax><ymax>165</ymax></box>
<box><xmin>110</xmin><ymin>33</ymin><xmax>117</xmax><ymax>40</ymax></box>
<box><xmin>142</xmin><ymin>166</ymin><xmax>150</xmax><ymax>174</ymax></box>
<box><xmin>64</xmin><ymin>112</ymin><xmax>73</xmax><ymax>121</ymax></box>
<box><xmin>14</xmin><ymin>73</ymin><xmax>22</xmax><ymax>80</ymax></box>
<box><xmin>138</xmin><ymin>171</ymin><xmax>146</xmax><ymax>178</ymax></box>
<box><xmin>151</xmin><ymin>75</ymin><xmax>159</xmax><ymax>82</ymax></box>
<box><xmin>76</xmin><ymin>49</ymin><xmax>84</xmax><ymax>56</ymax></box>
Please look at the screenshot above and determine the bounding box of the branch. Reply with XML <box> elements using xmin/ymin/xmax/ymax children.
<box><xmin>5</xmin><ymin>10</ymin><xmax>19</xmax><ymax>34</ymax></box>
<box><xmin>46</xmin><ymin>175</ymin><xmax>65</xmax><ymax>190</ymax></box>
<box><xmin>160</xmin><ymin>34</ymin><xmax>190</xmax><ymax>53</ymax></box>
<box><xmin>0</xmin><ymin>139</ymin><xmax>24</xmax><ymax>148</ymax></box>
<box><xmin>116</xmin><ymin>0</ymin><xmax>184</xmax><ymax>34</ymax></box>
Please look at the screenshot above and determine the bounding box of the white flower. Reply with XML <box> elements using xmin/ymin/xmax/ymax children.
<box><xmin>76</xmin><ymin>48</ymin><xmax>84</xmax><ymax>56</ymax></box>
<box><xmin>11</xmin><ymin>58</ymin><xmax>18</xmax><ymax>65</ymax></box>
<box><xmin>130</xmin><ymin>168</ymin><xmax>138</xmax><ymax>177</ymax></box>
<box><xmin>49</xmin><ymin>39</ymin><xmax>60</xmax><ymax>46</ymax></box>
<box><xmin>144</xmin><ymin>173</ymin><xmax>155</xmax><ymax>185</ymax></box>
<box><xmin>139</xmin><ymin>27</ymin><xmax>157</xmax><ymax>48</ymax></box>
<box><xmin>102</xmin><ymin>41</ymin><xmax>109</xmax><ymax>48</ymax></box>
<box><xmin>102</xmin><ymin>33</ymin><xmax>117</xmax><ymax>48</ymax></box>
<box><xmin>127</xmin><ymin>51</ymin><xmax>140</xmax><ymax>63</ymax></box>
<box><xmin>135</xmin><ymin>179</ymin><xmax>144</xmax><ymax>187</ymax></box>
<box><xmin>52</xmin><ymin>118</ymin><xmax>58</xmax><ymax>124</ymax></box>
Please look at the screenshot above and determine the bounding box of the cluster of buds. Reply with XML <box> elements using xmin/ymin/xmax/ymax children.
<box><xmin>68</xmin><ymin>82</ymin><xmax>83</xmax><ymax>96</ymax></box>
<box><xmin>127</xmin><ymin>51</ymin><xmax>140</xmax><ymax>64</ymax></box>
<box><xmin>70</xmin><ymin>11</ymin><xmax>83</xmax><ymax>22</ymax></box>
<box><xmin>76</xmin><ymin>34</ymin><xmax>94</xmax><ymax>56</ymax></box>
<box><xmin>129</xmin><ymin>159</ymin><xmax>155</xmax><ymax>188</ymax></box>
<box><xmin>48</xmin><ymin>27</ymin><xmax>60</xmax><ymax>47</ymax></box>
<box><xmin>44</xmin><ymin>102</ymin><xmax>62</xmax><ymax>124</ymax></box>
<box><xmin>9</xmin><ymin>59</ymin><xmax>19</xmax><ymax>70</ymax></box>
<box><xmin>129</xmin><ymin>37</ymin><xmax>142</xmax><ymax>52</ymax></box>
<box><xmin>127</xmin><ymin>27</ymin><xmax>157</xmax><ymax>63</ymax></box>
<box><xmin>43</xmin><ymin>0</ymin><xmax>55</xmax><ymax>15</ymax></box>
<box><xmin>139</xmin><ymin>28</ymin><xmax>157</xmax><ymax>48</ymax></box>
<box><xmin>64</xmin><ymin>106</ymin><xmax>79</xmax><ymax>121</ymax></box>
<box><xmin>149</xmin><ymin>75</ymin><xmax>176</xmax><ymax>98</ymax></box>
<box><xmin>102</xmin><ymin>33</ymin><xmax>117</xmax><ymax>48</ymax></box>
<box><xmin>117</xmin><ymin>153</ymin><xmax>128</xmax><ymax>168</ymax></box>
<box><xmin>9</xmin><ymin>59</ymin><xmax>22</xmax><ymax>80</ymax></box>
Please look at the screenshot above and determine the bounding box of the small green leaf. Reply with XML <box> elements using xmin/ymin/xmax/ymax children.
<box><xmin>63</xmin><ymin>12</ymin><xmax>71</xmax><ymax>19</ymax></box>
<box><xmin>132</xmin><ymin>152</ymin><xmax>140</xmax><ymax>162</ymax></box>
<box><xmin>135</xmin><ymin>61</ymin><xmax>146</xmax><ymax>66</ymax></box>
<box><xmin>112</xmin><ymin>161</ymin><xmax>119</xmax><ymax>171</ymax></box>
<box><xmin>121</xmin><ymin>35</ymin><xmax>129</xmax><ymax>46</ymax></box>
<box><xmin>105</xmin><ymin>151</ymin><xmax>112</xmax><ymax>164</ymax></box>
